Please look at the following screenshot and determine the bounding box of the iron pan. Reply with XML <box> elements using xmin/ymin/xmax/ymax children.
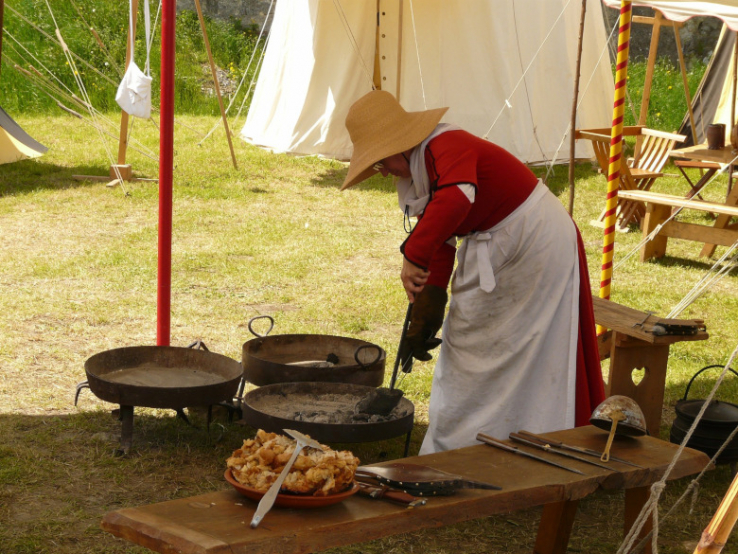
<box><xmin>240</xmin><ymin>382</ymin><xmax>414</xmax><ymax>443</ymax></box>
<box><xmin>242</xmin><ymin>334</ymin><xmax>385</xmax><ymax>387</ymax></box>
<box><xmin>84</xmin><ymin>346</ymin><xmax>243</xmax><ymax>409</ymax></box>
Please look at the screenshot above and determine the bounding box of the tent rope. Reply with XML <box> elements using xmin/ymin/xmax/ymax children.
<box><xmin>615</xmin><ymin>345</ymin><xmax>738</xmax><ymax>554</ymax></box>
<box><xmin>511</xmin><ymin>0</ymin><xmax>553</xmax><ymax>167</ymax></box>
<box><xmin>41</xmin><ymin>0</ymin><xmax>128</xmax><ymax>192</ymax></box>
<box><xmin>407</xmin><ymin>0</ymin><xmax>426</xmax><ymax>108</ymax></box>
<box><xmin>613</xmin><ymin>154</ymin><xmax>738</xmax><ymax>271</ymax></box>
<box><xmin>199</xmin><ymin>0</ymin><xmax>274</xmax><ymax>145</ymax></box>
<box><xmin>667</xmin><ymin>242</ymin><xmax>738</xmax><ymax>318</ymax></box>
<box><xmin>543</xmin><ymin>11</ymin><xmax>619</xmax><ymax>183</ymax></box>
<box><xmin>626</xmin><ymin>414</ymin><xmax>738</xmax><ymax>554</ymax></box>
<box><xmin>482</xmin><ymin>0</ymin><xmax>572</xmax><ymax>140</ymax></box>
<box><xmin>332</xmin><ymin>0</ymin><xmax>374</xmax><ymax>89</ymax></box>
<box><xmin>5</xmin><ymin>4</ymin><xmax>119</xmax><ymax>88</ymax></box>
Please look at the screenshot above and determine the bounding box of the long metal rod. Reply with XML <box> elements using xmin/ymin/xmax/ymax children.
<box><xmin>509</xmin><ymin>433</ymin><xmax>616</xmax><ymax>472</ymax></box>
<box><xmin>476</xmin><ymin>433</ymin><xmax>585</xmax><ymax>475</ymax></box>
<box><xmin>157</xmin><ymin>0</ymin><xmax>175</xmax><ymax>346</ymax></box>
<box><xmin>389</xmin><ymin>302</ymin><xmax>413</xmax><ymax>390</ymax></box>
<box><xmin>518</xmin><ymin>430</ymin><xmax>643</xmax><ymax>468</ymax></box>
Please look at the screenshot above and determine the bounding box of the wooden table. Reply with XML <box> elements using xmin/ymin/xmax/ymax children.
<box><xmin>101</xmin><ymin>426</ymin><xmax>710</xmax><ymax>554</ymax></box>
<box><xmin>670</xmin><ymin>143</ymin><xmax>738</xmax><ymax>257</ymax></box>
<box><xmin>592</xmin><ymin>296</ymin><xmax>708</xmax><ymax>437</ymax></box>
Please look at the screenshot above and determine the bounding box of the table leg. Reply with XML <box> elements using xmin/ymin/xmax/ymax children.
<box><xmin>533</xmin><ymin>499</ymin><xmax>579</xmax><ymax>554</ymax></box>
<box><xmin>700</xmin><ymin>178</ymin><xmax>738</xmax><ymax>258</ymax></box>
<box><xmin>677</xmin><ymin>166</ymin><xmax>715</xmax><ymax>203</ymax></box>
<box><xmin>640</xmin><ymin>203</ymin><xmax>671</xmax><ymax>262</ymax></box>
<box><xmin>624</xmin><ymin>486</ymin><xmax>653</xmax><ymax>554</ymax></box>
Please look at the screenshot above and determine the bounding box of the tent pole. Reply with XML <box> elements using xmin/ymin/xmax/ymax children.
<box><xmin>117</xmin><ymin>0</ymin><xmax>138</xmax><ymax>168</ymax></box>
<box><xmin>635</xmin><ymin>10</ymin><xmax>662</xmax><ymax>164</ymax></box>
<box><xmin>568</xmin><ymin>0</ymin><xmax>587</xmax><ymax>216</ymax></box>
<box><xmin>729</xmin><ymin>32</ymin><xmax>737</xmax><ymax>194</ymax></box>
<box><xmin>692</xmin><ymin>467</ymin><xmax>738</xmax><ymax>554</ymax></box>
<box><xmin>597</xmin><ymin>0</ymin><xmax>632</xmax><ymax>335</ymax></box>
<box><xmin>193</xmin><ymin>0</ymin><xmax>238</xmax><ymax>169</ymax></box>
<box><xmin>0</xmin><ymin>0</ymin><xmax>4</xmax><ymax>79</ymax></box>
<box><xmin>158</xmin><ymin>0</ymin><xmax>176</xmax><ymax>346</ymax></box>
<box><xmin>674</xmin><ymin>22</ymin><xmax>698</xmax><ymax>145</ymax></box>
<box><xmin>395</xmin><ymin>0</ymin><xmax>403</xmax><ymax>101</ymax></box>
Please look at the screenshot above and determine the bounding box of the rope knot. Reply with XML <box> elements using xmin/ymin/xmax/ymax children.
<box><xmin>651</xmin><ymin>481</ymin><xmax>666</xmax><ymax>496</ymax></box>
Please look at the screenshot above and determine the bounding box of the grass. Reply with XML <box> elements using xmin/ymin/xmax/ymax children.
<box><xmin>0</xmin><ymin>19</ymin><xmax>734</xmax><ymax>551</ymax></box>
<box><xmin>1</xmin><ymin>0</ymin><xmax>261</xmax><ymax>114</ymax></box>
<box><xmin>0</xmin><ymin>109</ymin><xmax>737</xmax><ymax>554</ymax></box>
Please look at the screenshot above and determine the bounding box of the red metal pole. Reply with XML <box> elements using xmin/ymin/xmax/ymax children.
<box><xmin>157</xmin><ymin>0</ymin><xmax>175</xmax><ymax>346</ymax></box>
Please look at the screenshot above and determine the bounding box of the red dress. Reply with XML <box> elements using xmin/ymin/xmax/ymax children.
<box><xmin>403</xmin><ymin>131</ymin><xmax>604</xmax><ymax>432</ymax></box>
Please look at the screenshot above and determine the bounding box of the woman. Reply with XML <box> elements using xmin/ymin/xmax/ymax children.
<box><xmin>341</xmin><ymin>90</ymin><xmax>604</xmax><ymax>455</ymax></box>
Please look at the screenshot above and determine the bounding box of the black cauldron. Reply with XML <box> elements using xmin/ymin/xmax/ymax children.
<box><xmin>670</xmin><ymin>365</ymin><xmax>738</xmax><ymax>464</ymax></box>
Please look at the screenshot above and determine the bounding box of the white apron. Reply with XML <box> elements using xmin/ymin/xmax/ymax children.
<box><xmin>419</xmin><ymin>181</ymin><xmax>580</xmax><ymax>455</ymax></box>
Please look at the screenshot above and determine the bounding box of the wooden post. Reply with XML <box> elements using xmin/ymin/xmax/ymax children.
<box><xmin>634</xmin><ymin>10</ymin><xmax>663</xmax><ymax>164</ymax></box>
<box><xmin>568</xmin><ymin>0</ymin><xmax>587</xmax><ymax>216</ymax></box>
<box><xmin>193</xmin><ymin>0</ymin><xmax>238</xmax><ymax>169</ymax></box>
<box><xmin>0</xmin><ymin>0</ymin><xmax>4</xmax><ymax>79</ymax></box>
<box><xmin>693</xmin><ymin>469</ymin><xmax>738</xmax><ymax>554</ymax></box>
<box><xmin>395</xmin><ymin>0</ymin><xmax>403</xmax><ymax>101</ymax></box>
<box><xmin>117</xmin><ymin>0</ymin><xmax>138</xmax><ymax>167</ymax></box>
<box><xmin>674</xmin><ymin>22</ymin><xmax>698</xmax><ymax>146</ymax></box>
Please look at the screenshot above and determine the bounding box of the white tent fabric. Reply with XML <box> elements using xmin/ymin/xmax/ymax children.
<box><xmin>602</xmin><ymin>0</ymin><xmax>738</xmax><ymax>31</ymax></box>
<box><xmin>241</xmin><ymin>0</ymin><xmax>615</xmax><ymax>163</ymax></box>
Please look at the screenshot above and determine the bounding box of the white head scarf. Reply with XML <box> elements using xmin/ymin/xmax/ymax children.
<box><xmin>396</xmin><ymin>123</ymin><xmax>460</xmax><ymax>217</ymax></box>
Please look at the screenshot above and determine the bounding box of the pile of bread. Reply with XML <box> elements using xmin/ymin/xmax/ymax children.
<box><xmin>227</xmin><ymin>429</ymin><xmax>359</xmax><ymax>496</ymax></box>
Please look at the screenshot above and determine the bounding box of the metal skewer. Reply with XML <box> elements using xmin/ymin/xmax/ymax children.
<box><xmin>509</xmin><ymin>433</ymin><xmax>617</xmax><ymax>472</ymax></box>
<box><xmin>476</xmin><ymin>433</ymin><xmax>585</xmax><ymax>475</ymax></box>
<box><xmin>517</xmin><ymin>430</ymin><xmax>644</xmax><ymax>468</ymax></box>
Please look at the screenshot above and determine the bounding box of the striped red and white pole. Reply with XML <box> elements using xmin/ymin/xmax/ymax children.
<box><xmin>597</xmin><ymin>0</ymin><xmax>632</xmax><ymax>333</ymax></box>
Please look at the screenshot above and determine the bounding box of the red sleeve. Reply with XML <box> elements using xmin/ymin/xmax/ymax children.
<box><xmin>426</xmin><ymin>241</ymin><xmax>456</xmax><ymax>289</ymax></box>
<box><xmin>402</xmin><ymin>185</ymin><xmax>471</xmax><ymax>272</ymax></box>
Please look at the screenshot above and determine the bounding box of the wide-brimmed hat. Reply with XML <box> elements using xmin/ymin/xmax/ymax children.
<box><xmin>341</xmin><ymin>90</ymin><xmax>448</xmax><ymax>190</ymax></box>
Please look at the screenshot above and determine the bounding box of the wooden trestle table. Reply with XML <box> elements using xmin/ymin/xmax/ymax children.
<box><xmin>102</xmin><ymin>426</ymin><xmax>709</xmax><ymax>554</ymax></box>
<box><xmin>670</xmin><ymin>143</ymin><xmax>738</xmax><ymax>257</ymax></box>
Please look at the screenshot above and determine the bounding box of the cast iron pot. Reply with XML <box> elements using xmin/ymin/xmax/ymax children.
<box><xmin>670</xmin><ymin>364</ymin><xmax>738</xmax><ymax>464</ymax></box>
<box><xmin>241</xmin><ymin>316</ymin><xmax>386</xmax><ymax>387</ymax></box>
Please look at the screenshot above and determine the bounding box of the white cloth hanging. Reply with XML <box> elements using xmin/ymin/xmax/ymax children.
<box><xmin>116</xmin><ymin>0</ymin><xmax>152</xmax><ymax>119</ymax></box>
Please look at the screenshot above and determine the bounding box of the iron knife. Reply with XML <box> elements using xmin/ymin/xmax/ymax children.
<box><xmin>476</xmin><ymin>432</ymin><xmax>585</xmax><ymax>475</ymax></box>
<box><xmin>509</xmin><ymin>432</ymin><xmax>618</xmax><ymax>472</ymax></box>
<box><xmin>517</xmin><ymin>430</ymin><xmax>644</xmax><ymax>468</ymax></box>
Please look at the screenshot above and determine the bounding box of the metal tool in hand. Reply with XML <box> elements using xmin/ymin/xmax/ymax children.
<box><xmin>389</xmin><ymin>302</ymin><xmax>414</xmax><ymax>390</ymax></box>
<box><xmin>509</xmin><ymin>433</ymin><xmax>616</xmax><ymax>472</ymax></box>
<box><xmin>476</xmin><ymin>432</ymin><xmax>585</xmax><ymax>475</ymax></box>
<box><xmin>250</xmin><ymin>429</ymin><xmax>322</xmax><ymax>528</ymax></box>
<box><xmin>517</xmin><ymin>430</ymin><xmax>644</xmax><ymax>468</ymax></box>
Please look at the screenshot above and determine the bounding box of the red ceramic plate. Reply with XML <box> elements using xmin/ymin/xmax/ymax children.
<box><xmin>224</xmin><ymin>469</ymin><xmax>359</xmax><ymax>508</ymax></box>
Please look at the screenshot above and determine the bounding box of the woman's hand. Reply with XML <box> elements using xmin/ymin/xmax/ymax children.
<box><xmin>401</xmin><ymin>257</ymin><xmax>430</xmax><ymax>302</ymax></box>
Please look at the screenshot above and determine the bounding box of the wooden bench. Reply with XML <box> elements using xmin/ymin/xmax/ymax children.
<box><xmin>101</xmin><ymin>426</ymin><xmax>709</xmax><ymax>554</ymax></box>
<box><xmin>592</xmin><ymin>295</ymin><xmax>708</xmax><ymax>437</ymax></box>
<box><xmin>617</xmin><ymin>189</ymin><xmax>738</xmax><ymax>261</ymax></box>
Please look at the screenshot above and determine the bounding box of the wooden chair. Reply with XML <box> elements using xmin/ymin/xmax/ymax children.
<box><xmin>575</xmin><ymin>126</ymin><xmax>686</xmax><ymax>231</ymax></box>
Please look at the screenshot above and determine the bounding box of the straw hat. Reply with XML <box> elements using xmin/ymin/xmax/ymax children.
<box><xmin>341</xmin><ymin>90</ymin><xmax>448</xmax><ymax>190</ymax></box>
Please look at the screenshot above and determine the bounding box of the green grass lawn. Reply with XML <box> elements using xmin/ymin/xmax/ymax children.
<box><xmin>0</xmin><ymin>112</ymin><xmax>737</xmax><ymax>553</ymax></box>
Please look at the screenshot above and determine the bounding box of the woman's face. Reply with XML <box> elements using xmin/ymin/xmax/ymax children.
<box><xmin>374</xmin><ymin>152</ymin><xmax>411</xmax><ymax>179</ymax></box>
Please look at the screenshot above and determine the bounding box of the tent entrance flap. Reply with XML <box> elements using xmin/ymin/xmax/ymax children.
<box><xmin>0</xmin><ymin>106</ymin><xmax>47</xmax><ymax>165</ymax></box>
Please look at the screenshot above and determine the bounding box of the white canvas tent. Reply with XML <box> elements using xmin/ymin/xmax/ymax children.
<box><xmin>241</xmin><ymin>0</ymin><xmax>615</xmax><ymax>164</ymax></box>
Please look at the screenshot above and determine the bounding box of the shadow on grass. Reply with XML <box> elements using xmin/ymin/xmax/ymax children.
<box><xmin>0</xmin><ymin>159</ymin><xmax>122</xmax><ymax>196</ymax></box>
